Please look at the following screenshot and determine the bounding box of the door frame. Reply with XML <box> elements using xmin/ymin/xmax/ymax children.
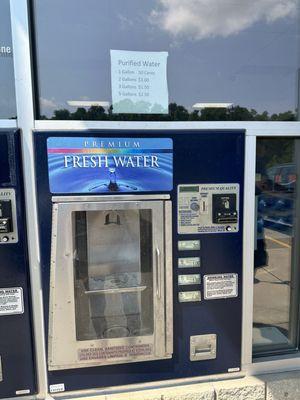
<box><xmin>48</xmin><ymin>197</ymin><xmax>173</xmax><ymax>370</ymax></box>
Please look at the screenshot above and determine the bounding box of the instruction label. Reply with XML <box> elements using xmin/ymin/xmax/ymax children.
<box><xmin>0</xmin><ymin>287</ymin><xmax>24</xmax><ymax>315</ymax></box>
<box><xmin>177</xmin><ymin>183</ymin><xmax>239</xmax><ymax>234</ymax></box>
<box><xmin>204</xmin><ymin>274</ymin><xmax>238</xmax><ymax>300</ymax></box>
<box><xmin>78</xmin><ymin>343</ymin><xmax>152</xmax><ymax>361</ymax></box>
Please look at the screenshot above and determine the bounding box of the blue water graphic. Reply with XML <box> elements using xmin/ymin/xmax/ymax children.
<box><xmin>48</xmin><ymin>152</ymin><xmax>173</xmax><ymax>193</ymax></box>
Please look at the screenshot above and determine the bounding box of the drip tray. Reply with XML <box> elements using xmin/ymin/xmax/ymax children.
<box><xmin>103</xmin><ymin>326</ymin><xmax>130</xmax><ymax>338</ymax></box>
<box><xmin>91</xmin><ymin>315</ymin><xmax>153</xmax><ymax>339</ymax></box>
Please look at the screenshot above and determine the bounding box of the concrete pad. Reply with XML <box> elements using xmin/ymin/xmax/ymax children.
<box><xmin>214</xmin><ymin>376</ymin><xmax>265</xmax><ymax>400</ymax></box>
<box><xmin>105</xmin><ymin>383</ymin><xmax>215</xmax><ymax>400</ymax></box>
<box><xmin>263</xmin><ymin>371</ymin><xmax>300</xmax><ymax>400</ymax></box>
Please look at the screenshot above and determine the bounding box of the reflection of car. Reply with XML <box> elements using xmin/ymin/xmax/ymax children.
<box><xmin>257</xmin><ymin>163</ymin><xmax>296</xmax><ymax>234</ymax></box>
<box><xmin>255</xmin><ymin>163</ymin><xmax>296</xmax><ymax>269</ymax></box>
<box><xmin>266</xmin><ymin>163</ymin><xmax>296</xmax><ymax>192</ymax></box>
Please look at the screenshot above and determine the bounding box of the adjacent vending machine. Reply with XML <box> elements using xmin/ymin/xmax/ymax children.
<box><xmin>34</xmin><ymin>130</ymin><xmax>244</xmax><ymax>393</ymax></box>
<box><xmin>0</xmin><ymin>130</ymin><xmax>36</xmax><ymax>398</ymax></box>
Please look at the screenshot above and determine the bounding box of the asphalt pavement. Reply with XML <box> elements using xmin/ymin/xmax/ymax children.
<box><xmin>253</xmin><ymin>227</ymin><xmax>293</xmax><ymax>349</ymax></box>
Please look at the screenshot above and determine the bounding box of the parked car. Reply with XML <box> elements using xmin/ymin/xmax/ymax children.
<box><xmin>266</xmin><ymin>163</ymin><xmax>296</xmax><ymax>192</ymax></box>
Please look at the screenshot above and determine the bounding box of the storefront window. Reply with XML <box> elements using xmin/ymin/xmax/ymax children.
<box><xmin>0</xmin><ymin>0</ymin><xmax>16</xmax><ymax>120</ymax></box>
<box><xmin>253</xmin><ymin>138</ymin><xmax>300</xmax><ymax>356</ymax></box>
<box><xmin>32</xmin><ymin>0</ymin><xmax>300</xmax><ymax>121</ymax></box>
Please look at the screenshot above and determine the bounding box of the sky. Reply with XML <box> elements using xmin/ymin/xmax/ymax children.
<box><xmin>1</xmin><ymin>0</ymin><xmax>299</xmax><ymax>118</ymax></box>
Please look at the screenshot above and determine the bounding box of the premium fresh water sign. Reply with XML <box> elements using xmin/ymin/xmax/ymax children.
<box><xmin>47</xmin><ymin>137</ymin><xmax>173</xmax><ymax>193</ymax></box>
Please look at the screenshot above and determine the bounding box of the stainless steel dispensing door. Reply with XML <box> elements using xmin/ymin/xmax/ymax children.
<box><xmin>48</xmin><ymin>197</ymin><xmax>172</xmax><ymax>370</ymax></box>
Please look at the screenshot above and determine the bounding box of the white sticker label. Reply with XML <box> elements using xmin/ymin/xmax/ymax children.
<box><xmin>228</xmin><ymin>367</ymin><xmax>241</xmax><ymax>372</ymax></box>
<box><xmin>15</xmin><ymin>389</ymin><xmax>30</xmax><ymax>395</ymax></box>
<box><xmin>0</xmin><ymin>287</ymin><xmax>24</xmax><ymax>315</ymax></box>
<box><xmin>110</xmin><ymin>50</ymin><xmax>169</xmax><ymax>114</ymax></box>
<box><xmin>49</xmin><ymin>383</ymin><xmax>65</xmax><ymax>393</ymax></box>
<box><xmin>204</xmin><ymin>274</ymin><xmax>238</xmax><ymax>300</ymax></box>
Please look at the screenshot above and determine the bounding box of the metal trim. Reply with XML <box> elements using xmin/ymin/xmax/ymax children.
<box><xmin>241</xmin><ymin>135</ymin><xmax>256</xmax><ymax>368</ymax></box>
<box><xmin>49</xmin><ymin>200</ymin><xmax>173</xmax><ymax>370</ymax></box>
<box><xmin>46</xmin><ymin>371</ymin><xmax>245</xmax><ymax>399</ymax></box>
<box><xmin>10</xmin><ymin>0</ymin><xmax>48</xmax><ymax>397</ymax></box>
<box><xmin>0</xmin><ymin>120</ymin><xmax>17</xmax><ymax>128</ymax></box>
<box><xmin>52</xmin><ymin>194</ymin><xmax>170</xmax><ymax>203</ymax></box>
<box><xmin>33</xmin><ymin>120</ymin><xmax>300</xmax><ymax>135</ymax></box>
<box><xmin>164</xmin><ymin>201</ymin><xmax>173</xmax><ymax>356</ymax></box>
<box><xmin>246</xmin><ymin>354</ymin><xmax>300</xmax><ymax>375</ymax></box>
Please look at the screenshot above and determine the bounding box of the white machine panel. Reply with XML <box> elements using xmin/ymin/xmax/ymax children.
<box><xmin>177</xmin><ymin>184</ymin><xmax>239</xmax><ymax>234</ymax></box>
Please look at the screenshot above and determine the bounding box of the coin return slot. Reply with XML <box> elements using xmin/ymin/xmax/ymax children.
<box><xmin>195</xmin><ymin>346</ymin><xmax>212</xmax><ymax>354</ymax></box>
<box><xmin>190</xmin><ymin>334</ymin><xmax>217</xmax><ymax>361</ymax></box>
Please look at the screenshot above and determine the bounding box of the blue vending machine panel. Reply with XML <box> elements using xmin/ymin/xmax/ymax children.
<box><xmin>0</xmin><ymin>130</ymin><xmax>36</xmax><ymax>398</ymax></box>
<box><xmin>34</xmin><ymin>130</ymin><xmax>244</xmax><ymax>393</ymax></box>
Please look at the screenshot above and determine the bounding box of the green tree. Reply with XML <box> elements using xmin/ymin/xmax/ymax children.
<box><xmin>169</xmin><ymin>103</ymin><xmax>189</xmax><ymax>120</ymax></box>
<box><xmin>48</xmin><ymin>104</ymin><xmax>297</xmax><ymax>122</ymax></box>
<box><xmin>86</xmin><ymin>106</ymin><xmax>107</xmax><ymax>120</ymax></box>
<box><xmin>200</xmin><ymin>107</ymin><xmax>228</xmax><ymax>121</ymax></box>
<box><xmin>52</xmin><ymin>109</ymin><xmax>71</xmax><ymax>119</ymax></box>
<box><xmin>71</xmin><ymin>107</ymin><xmax>87</xmax><ymax>120</ymax></box>
<box><xmin>271</xmin><ymin>111</ymin><xmax>296</xmax><ymax>121</ymax></box>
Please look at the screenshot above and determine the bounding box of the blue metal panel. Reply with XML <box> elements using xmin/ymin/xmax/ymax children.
<box><xmin>34</xmin><ymin>130</ymin><xmax>244</xmax><ymax>392</ymax></box>
<box><xmin>0</xmin><ymin>130</ymin><xmax>36</xmax><ymax>398</ymax></box>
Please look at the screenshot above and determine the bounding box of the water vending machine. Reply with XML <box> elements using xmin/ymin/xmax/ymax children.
<box><xmin>34</xmin><ymin>130</ymin><xmax>244</xmax><ymax>393</ymax></box>
<box><xmin>0</xmin><ymin>130</ymin><xmax>36</xmax><ymax>398</ymax></box>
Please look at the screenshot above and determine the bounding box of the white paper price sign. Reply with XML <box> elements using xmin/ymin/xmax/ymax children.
<box><xmin>111</xmin><ymin>50</ymin><xmax>169</xmax><ymax>114</ymax></box>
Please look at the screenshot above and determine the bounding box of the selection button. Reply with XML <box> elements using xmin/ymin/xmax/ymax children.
<box><xmin>178</xmin><ymin>257</ymin><xmax>201</xmax><ymax>268</ymax></box>
<box><xmin>178</xmin><ymin>240</ymin><xmax>200</xmax><ymax>251</ymax></box>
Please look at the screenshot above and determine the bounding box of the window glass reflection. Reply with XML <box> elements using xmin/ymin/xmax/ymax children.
<box><xmin>253</xmin><ymin>138</ymin><xmax>300</xmax><ymax>355</ymax></box>
<box><xmin>33</xmin><ymin>0</ymin><xmax>300</xmax><ymax>121</ymax></box>
<box><xmin>0</xmin><ymin>0</ymin><xmax>16</xmax><ymax>119</ymax></box>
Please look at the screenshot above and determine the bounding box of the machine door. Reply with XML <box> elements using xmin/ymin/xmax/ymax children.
<box><xmin>48</xmin><ymin>199</ymin><xmax>172</xmax><ymax>370</ymax></box>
